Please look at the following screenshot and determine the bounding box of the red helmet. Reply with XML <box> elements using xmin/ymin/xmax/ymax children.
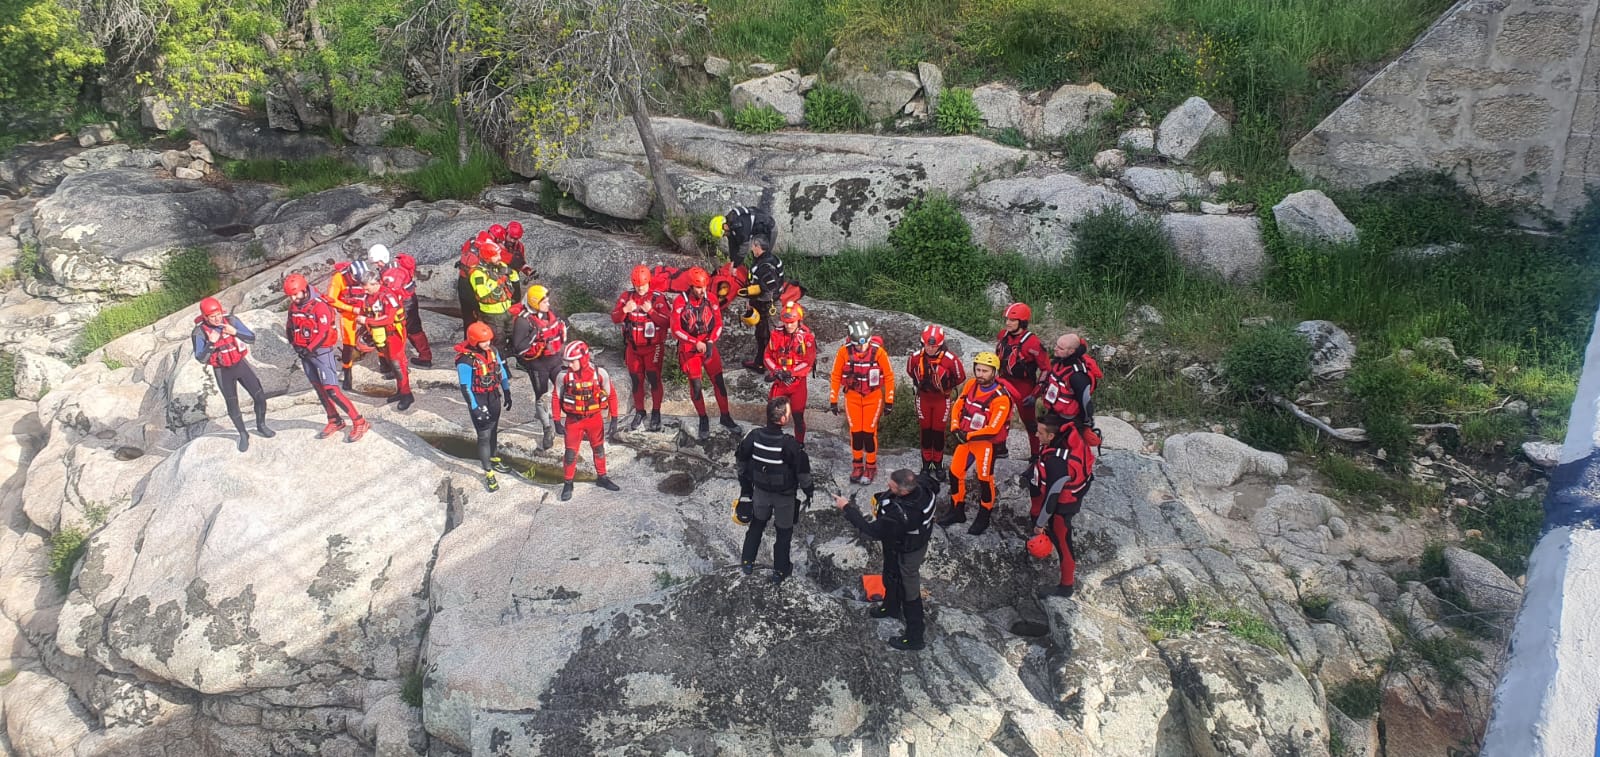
<box><xmin>489</xmin><ymin>224</ymin><xmax>507</xmax><ymax>241</ymax></box>
<box><xmin>507</xmin><ymin>221</ymin><xmax>524</xmax><ymax>239</ymax></box>
<box><xmin>1027</xmin><ymin>533</ymin><xmax>1053</xmax><ymax>559</ymax></box>
<box><xmin>466</xmin><ymin>322</ymin><xmax>494</xmax><ymax>345</ymax></box>
<box><xmin>199</xmin><ymin>297</ymin><xmax>225</xmax><ymax>317</ymax></box>
<box><xmin>563</xmin><ymin>341</ymin><xmax>591</xmax><ymax>363</ymax></box>
<box><xmin>479</xmin><ymin>241</ymin><xmax>505</xmax><ymax>264</ymax></box>
<box><xmin>476</xmin><ymin>231</ymin><xmax>492</xmax><ymax>247</ymax></box>
<box><xmin>1004</xmin><ymin>302</ymin><xmax>1032</xmax><ymax>322</ymax></box>
<box><xmin>779</xmin><ymin>301</ymin><xmax>805</xmax><ymax>324</ymax></box>
<box><xmin>686</xmin><ymin>267</ymin><xmax>709</xmax><ymax>288</ymax></box>
<box><xmin>283</xmin><ymin>274</ymin><xmax>308</xmax><ymax>297</ymax></box>
<box><xmin>921</xmin><ymin>324</ymin><xmax>945</xmax><ymax>347</ymax></box>
<box><xmin>631</xmin><ymin>265</ymin><xmax>651</xmax><ymax>288</ymax></box>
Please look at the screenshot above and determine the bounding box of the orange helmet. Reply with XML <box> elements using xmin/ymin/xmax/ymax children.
<box><xmin>921</xmin><ymin>324</ymin><xmax>945</xmax><ymax>347</ymax></box>
<box><xmin>283</xmin><ymin>274</ymin><xmax>308</xmax><ymax>297</ymax></box>
<box><xmin>199</xmin><ymin>297</ymin><xmax>225</xmax><ymax>317</ymax></box>
<box><xmin>630</xmin><ymin>265</ymin><xmax>651</xmax><ymax>288</ymax></box>
<box><xmin>1004</xmin><ymin>303</ymin><xmax>1032</xmax><ymax>321</ymax></box>
<box><xmin>489</xmin><ymin>223</ymin><xmax>507</xmax><ymax>241</ymax></box>
<box><xmin>466</xmin><ymin>322</ymin><xmax>494</xmax><ymax>345</ymax></box>
<box><xmin>479</xmin><ymin>241</ymin><xmax>505</xmax><ymax>264</ymax></box>
<box><xmin>687</xmin><ymin>267</ymin><xmax>709</xmax><ymax>288</ymax></box>
<box><xmin>507</xmin><ymin>221</ymin><xmax>524</xmax><ymax>239</ymax></box>
<box><xmin>779</xmin><ymin>301</ymin><xmax>805</xmax><ymax>324</ymax></box>
<box><xmin>1027</xmin><ymin>533</ymin><xmax>1053</xmax><ymax>559</ymax></box>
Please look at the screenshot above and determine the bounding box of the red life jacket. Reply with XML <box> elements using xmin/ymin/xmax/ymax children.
<box><xmin>767</xmin><ymin>325</ymin><xmax>815</xmax><ymax>373</ymax></box>
<box><xmin>619</xmin><ymin>291</ymin><xmax>668</xmax><ymax>346</ymax></box>
<box><xmin>288</xmin><ymin>294</ymin><xmax>338</xmax><ymax>351</ymax></box>
<box><xmin>1043</xmin><ymin>355</ymin><xmax>1102</xmax><ymax>418</ymax></box>
<box><xmin>841</xmin><ymin>338</ymin><xmax>886</xmax><ymax>394</ymax></box>
<box><xmin>195</xmin><ymin>317</ymin><xmax>245</xmax><ymax>368</ymax></box>
<box><xmin>908</xmin><ymin>349</ymin><xmax>962</xmax><ymax>394</ymax></box>
<box><xmin>997</xmin><ymin>329</ymin><xmax>1044</xmax><ymax>383</ymax></box>
<box><xmin>517</xmin><ymin>308</ymin><xmax>566</xmax><ymax>359</ymax></box>
<box><xmin>956</xmin><ymin>381</ymin><xmax>1007</xmax><ymax>433</ymax></box>
<box><xmin>1032</xmin><ymin>424</ymin><xmax>1097</xmax><ymax>508</ymax></box>
<box><xmin>455</xmin><ymin>344</ymin><xmax>502</xmax><ymax>393</ymax></box>
<box><xmin>675</xmin><ymin>292</ymin><xmax>719</xmax><ymax>341</ymax></box>
<box><xmin>560</xmin><ymin>366</ymin><xmax>610</xmax><ymax>416</ymax></box>
<box><xmin>382</xmin><ymin>255</ymin><xmax>417</xmax><ymax>299</ymax></box>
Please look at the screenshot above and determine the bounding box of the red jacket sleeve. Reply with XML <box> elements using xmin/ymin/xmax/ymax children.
<box><xmin>670</xmin><ymin>295</ymin><xmax>693</xmax><ymax>344</ymax></box>
<box><xmin>610</xmin><ymin>292</ymin><xmax>630</xmax><ymax>324</ymax></box>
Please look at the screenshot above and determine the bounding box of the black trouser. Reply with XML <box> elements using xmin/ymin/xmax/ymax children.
<box><xmin>470</xmin><ymin>388</ymin><xmax>501</xmax><ymax>471</ymax></box>
<box><xmin>750</xmin><ymin>298</ymin><xmax>772</xmax><ymax>364</ymax></box>
<box><xmin>882</xmin><ymin>543</ymin><xmax>927</xmax><ymax>612</ymax></box>
<box><xmin>741</xmin><ymin>489</ymin><xmax>796</xmax><ymax>576</ymax></box>
<box><xmin>216</xmin><ymin>361</ymin><xmax>267</xmax><ymax>437</ymax></box>
<box><xmin>518</xmin><ymin>355</ymin><xmax>562</xmax><ymax>431</ymax></box>
<box><xmin>481</xmin><ymin>311</ymin><xmax>514</xmax><ymax>356</ymax></box>
<box><xmin>456</xmin><ymin>277</ymin><xmax>478</xmax><ymax>332</ymax></box>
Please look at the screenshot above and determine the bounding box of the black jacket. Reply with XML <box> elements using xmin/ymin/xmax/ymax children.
<box><xmin>843</xmin><ymin>475</ymin><xmax>939</xmax><ymax>553</ymax></box>
<box><xmin>747</xmin><ymin>252</ymin><xmax>785</xmax><ymax>304</ymax></box>
<box><xmin>736</xmin><ymin>423</ymin><xmax>812</xmax><ymax>495</ymax></box>
<box><xmin>725</xmin><ymin>205</ymin><xmax>776</xmax><ymax>268</ymax></box>
<box><xmin>1029</xmin><ymin>425</ymin><xmax>1095</xmax><ymax>527</ymax></box>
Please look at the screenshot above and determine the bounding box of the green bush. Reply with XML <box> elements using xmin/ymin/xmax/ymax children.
<box><xmin>1235</xmin><ymin>405</ymin><xmax>1306</xmax><ymax>452</ymax></box>
<box><xmin>934</xmin><ymin>88</ymin><xmax>984</xmax><ymax>135</ymax></box>
<box><xmin>1329</xmin><ymin>677</ymin><xmax>1382</xmax><ymax>719</ymax></box>
<box><xmin>74</xmin><ymin>248</ymin><xmax>220</xmax><ymax>359</ymax></box>
<box><xmin>1070</xmin><ymin>208</ymin><xmax>1177</xmax><ymax>297</ymax></box>
<box><xmin>1458</xmin><ymin>496</ymin><xmax>1543</xmax><ymax>575</ymax></box>
<box><xmin>732</xmin><ymin>104</ymin><xmax>787</xmax><ymax>133</ymax></box>
<box><xmin>887</xmin><ymin>193</ymin><xmax>987</xmax><ymax>285</ymax></box>
<box><xmin>0</xmin><ymin>351</ymin><xmax>14</xmax><ymax>400</ymax></box>
<box><xmin>1222</xmin><ymin>326</ymin><xmax>1309</xmax><ymax>397</ymax></box>
<box><xmin>803</xmin><ymin>85</ymin><xmax>868</xmax><ymax>131</ymax></box>
<box><xmin>395</xmin><ymin>149</ymin><xmax>511</xmax><ymax>202</ymax></box>
<box><xmin>48</xmin><ymin>525</ymin><xmax>88</xmax><ymax>594</ymax></box>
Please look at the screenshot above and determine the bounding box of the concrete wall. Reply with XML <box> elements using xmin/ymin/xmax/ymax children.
<box><xmin>1481</xmin><ymin>297</ymin><xmax>1600</xmax><ymax>755</ymax></box>
<box><xmin>1289</xmin><ymin>0</ymin><xmax>1600</xmax><ymax>219</ymax></box>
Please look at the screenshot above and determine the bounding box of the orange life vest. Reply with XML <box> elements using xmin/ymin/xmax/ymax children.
<box><xmin>560</xmin><ymin>367</ymin><xmax>610</xmax><ymax>415</ymax></box>
<box><xmin>841</xmin><ymin>338</ymin><xmax>886</xmax><ymax>394</ymax></box>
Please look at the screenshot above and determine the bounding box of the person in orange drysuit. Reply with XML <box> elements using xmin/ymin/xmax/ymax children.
<box><xmin>764</xmin><ymin>300</ymin><xmax>817</xmax><ymax>445</ymax></box>
<box><xmin>906</xmin><ymin>324</ymin><xmax>965</xmax><ymax>480</ymax></box>
<box><xmin>326</xmin><ymin>259</ymin><xmax>371</xmax><ymax>391</ymax></box>
<box><xmin>552</xmin><ymin>341</ymin><xmax>623</xmax><ymax>502</ymax></box>
<box><xmin>939</xmin><ymin>351</ymin><xmax>1013</xmax><ymax>536</ymax></box>
<box><xmin>611</xmin><ymin>265</ymin><xmax>671</xmax><ymax>432</ymax></box>
<box><xmin>995</xmin><ymin>302</ymin><xmax>1050</xmax><ymax>461</ymax></box>
<box><xmin>829</xmin><ymin>320</ymin><xmax>895</xmax><ymax>485</ymax></box>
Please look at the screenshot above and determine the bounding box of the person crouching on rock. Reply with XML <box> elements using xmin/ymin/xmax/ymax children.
<box><xmin>1028</xmin><ymin>413</ymin><xmax>1098</xmax><ymax>599</ymax></box>
<box><xmin>552</xmin><ymin>341</ymin><xmax>622</xmax><ymax>501</ymax></box>
<box><xmin>456</xmin><ymin>322</ymin><xmax>514</xmax><ymax>493</ymax></box>
<box><xmin>284</xmin><ymin>274</ymin><xmax>369</xmax><ymax>443</ymax></box>
<box><xmin>736</xmin><ymin>396</ymin><xmax>814</xmax><ymax>584</ymax></box>
<box><xmin>835</xmin><ymin>468</ymin><xmax>938</xmax><ymax>650</ymax></box>
<box><xmin>192</xmin><ymin>297</ymin><xmax>273</xmax><ymax>452</ymax></box>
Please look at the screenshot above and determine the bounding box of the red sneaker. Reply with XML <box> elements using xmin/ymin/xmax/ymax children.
<box><xmin>347</xmin><ymin>418</ymin><xmax>371</xmax><ymax>443</ymax></box>
<box><xmin>316</xmin><ymin>420</ymin><xmax>345</xmax><ymax>439</ymax></box>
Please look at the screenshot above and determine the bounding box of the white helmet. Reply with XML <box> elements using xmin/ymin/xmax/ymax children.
<box><xmin>367</xmin><ymin>244</ymin><xmax>391</xmax><ymax>265</ymax></box>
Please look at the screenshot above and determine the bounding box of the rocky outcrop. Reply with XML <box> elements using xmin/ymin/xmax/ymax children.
<box><xmin>1273</xmin><ymin>189</ymin><xmax>1358</xmax><ymax>244</ymax></box>
<box><xmin>1161</xmin><ymin>432</ymin><xmax>1288</xmax><ymax>487</ymax></box>
<box><xmin>1295</xmin><ymin>319</ymin><xmax>1357</xmax><ymax>379</ymax></box>
<box><xmin>968</xmin><ymin>82</ymin><xmax>1117</xmax><ymax>140</ymax></box>
<box><xmin>838</xmin><ymin>70</ymin><xmax>922</xmax><ymax>121</ymax></box>
<box><xmin>550</xmin><ymin>158</ymin><xmax>655</xmax><ymax>220</ymax></box>
<box><xmin>730</xmin><ymin>69</ymin><xmax>807</xmax><ymax>126</ymax></box>
<box><xmin>1161</xmin><ymin>214</ymin><xmax>1267</xmax><ymax>282</ymax></box>
<box><xmin>183</xmin><ymin>106</ymin><xmax>337</xmax><ymax>162</ymax></box>
<box><xmin>1157</xmin><ymin>97</ymin><xmax>1230</xmax><ymax>162</ymax></box>
<box><xmin>964</xmin><ymin>172</ymin><xmax>1139</xmax><ymax>262</ymax></box>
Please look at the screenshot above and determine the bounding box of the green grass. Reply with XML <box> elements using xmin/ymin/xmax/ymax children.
<box><xmin>733</xmin><ymin>104</ymin><xmax>787</xmax><ymax>133</ymax></box>
<box><xmin>48</xmin><ymin>526</ymin><xmax>89</xmax><ymax>594</ymax></box>
<box><xmin>1144</xmin><ymin>599</ymin><xmax>1285</xmax><ymax>651</ymax></box>
<box><xmin>1298</xmin><ymin>593</ymin><xmax>1331</xmax><ymax>620</ymax></box>
<box><xmin>73</xmin><ymin>248</ymin><xmax>220</xmax><ymax>360</ymax></box>
<box><xmin>223</xmin><ymin>157</ymin><xmax>372</xmax><ymax>198</ymax></box>
<box><xmin>0</xmin><ymin>352</ymin><xmax>14</xmax><ymax>401</ymax></box>
<box><xmin>1457</xmin><ymin>496</ymin><xmax>1543</xmax><ymax>576</ymax></box>
<box><xmin>397</xmin><ymin>149</ymin><xmax>513</xmax><ymax>202</ymax></box>
<box><xmin>1329</xmin><ymin>677</ymin><xmax>1382</xmax><ymax>719</ymax></box>
<box><xmin>555</xmin><ymin>286</ymin><xmax>608</xmax><ymax>316</ymax></box>
<box><xmin>1404</xmin><ymin>631</ymin><xmax>1483</xmax><ymax>686</ymax></box>
<box><xmin>704</xmin><ymin>0</ymin><xmax>831</xmax><ymax>71</ymax></box>
<box><xmin>1315</xmin><ymin>453</ymin><xmax>1431</xmax><ymax>513</ymax></box>
<box><xmin>401</xmin><ymin>669</ymin><xmax>424</xmax><ymax>707</ymax></box>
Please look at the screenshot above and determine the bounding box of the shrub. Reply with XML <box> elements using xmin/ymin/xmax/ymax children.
<box><xmin>934</xmin><ymin>88</ymin><xmax>984</xmax><ymax>135</ymax></box>
<box><xmin>1329</xmin><ymin>677</ymin><xmax>1382</xmax><ymax>719</ymax></box>
<box><xmin>803</xmin><ymin>85</ymin><xmax>867</xmax><ymax>132</ymax></box>
<box><xmin>1457</xmin><ymin>496</ymin><xmax>1543</xmax><ymax>575</ymax></box>
<box><xmin>222</xmin><ymin>157</ymin><xmax>371</xmax><ymax>198</ymax></box>
<box><xmin>0</xmin><ymin>352</ymin><xmax>13</xmax><ymax>401</ymax></box>
<box><xmin>74</xmin><ymin>248</ymin><xmax>220</xmax><ymax>359</ymax></box>
<box><xmin>1222</xmin><ymin>326</ymin><xmax>1310</xmax><ymax>397</ymax></box>
<box><xmin>1070</xmin><ymin>209</ymin><xmax>1177</xmax><ymax>297</ymax></box>
<box><xmin>395</xmin><ymin>149</ymin><xmax>510</xmax><ymax>201</ymax></box>
<box><xmin>887</xmin><ymin>193</ymin><xmax>986</xmax><ymax>285</ymax></box>
<box><xmin>48</xmin><ymin>526</ymin><xmax>88</xmax><ymax>594</ymax></box>
<box><xmin>401</xmin><ymin>669</ymin><xmax>424</xmax><ymax>707</ymax></box>
<box><xmin>733</xmin><ymin>104</ymin><xmax>787</xmax><ymax>133</ymax></box>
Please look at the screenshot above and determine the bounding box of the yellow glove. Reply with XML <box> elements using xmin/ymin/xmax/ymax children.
<box><xmin>742</xmin><ymin>284</ymin><xmax>762</xmax><ymax>297</ymax></box>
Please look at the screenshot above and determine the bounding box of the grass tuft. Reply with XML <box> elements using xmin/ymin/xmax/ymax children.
<box><xmin>73</xmin><ymin>248</ymin><xmax>220</xmax><ymax>361</ymax></box>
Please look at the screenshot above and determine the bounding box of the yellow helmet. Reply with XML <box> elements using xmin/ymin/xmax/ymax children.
<box><xmin>732</xmin><ymin>497</ymin><xmax>752</xmax><ymax>525</ymax></box>
<box><xmin>974</xmin><ymin>351</ymin><xmax>1001</xmax><ymax>370</ymax></box>
<box><xmin>525</xmin><ymin>284</ymin><xmax>549</xmax><ymax>306</ymax></box>
<box><xmin>709</xmin><ymin>215</ymin><xmax>727</xmax><ymax>238</ymax></box>
<box><xmin>741</xmin><ymin>307</ymin><xmax>761</xmax><ymax>326</ymax></box>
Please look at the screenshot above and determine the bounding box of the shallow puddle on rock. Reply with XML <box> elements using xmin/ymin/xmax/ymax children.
<box><xmin>417</xmin><ymin>432</ymin><xmax>586</xmax><ymax>483</ymax></box>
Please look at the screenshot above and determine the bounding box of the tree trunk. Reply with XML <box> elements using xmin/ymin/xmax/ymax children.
<box><xmin>305</xmin><ymin>0</ymin><xmax>345</xmax><ymax>131</ymax></box>
<box><xmin>258</xmin><ymin>34</ymin><xmax>314</xmax><ymax>129</ymax></box>
<box><xmin>627</xmin><ymin>85</ymin><xmax>697</xmax><ymax>255</ymax></box>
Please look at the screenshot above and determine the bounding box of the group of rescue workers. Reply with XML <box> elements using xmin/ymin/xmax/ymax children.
<box><xmin>188</xmin><ymin>204</ymin><xmax>1103</xmax><ymax>652</ymax></box>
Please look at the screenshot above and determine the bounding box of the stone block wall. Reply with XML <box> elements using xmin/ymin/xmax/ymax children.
<box><xmin>1289</xmin><ymin>0</ymin><xmax>1600</xmax><ymax>218</ymax></box>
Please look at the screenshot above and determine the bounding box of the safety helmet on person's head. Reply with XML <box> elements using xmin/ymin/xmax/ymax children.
<box><xmin>1004</xmin><ymin>302</ymin><xmax>1031</xmax><ymax>322</ymax></box>
<box><xmin>1026</xmin><ymin>533</ymin><xmax>1053</xmax><ymax>559</ymax></box>
<box><xmin>687</xmin><ymin>267</ymin><xmax>709</xmax><ymax>288</ymax></box>
<box><xmin>847</xmin><ymin>321</ymin><xmax>870</xmax><ymax>347</ymax></box>
<box><xmin>467</xmin><ymin>322</ymin><xmax>494</xmax><ymax>346</ymax></box>
<box><xmin>709</xmin><ymin>215</ymin><xmax>727</xmax><ymax>239</ymax></box>
<box><xmin>347</xmin><ymin>260</ymin><xmax>370</xmax><ymax>283</ymax></box>
<box><xmin>563</xmin><ymin>341</ymin><xmax>591</xmax><ymax>364</ymax></box>
<box><xmin>921</xmin><ymin>324</ymin><xmax>945</xmax><ymax>348</ymax></box>
<box><xmin>525</xmin><ymin>284</ymin><xmax>549</xmax><ymax>308</ymax></box>
<box><xmin>507</xmin><ymin>221</ymin><xmax>524</xmax><ymax>239</ymax></box>
<box><xmin>631</xmin><ymin>265</ymin><xmax>651</xmax><ymax>289</ymax></box>
<box><xmin>476</xmin><ymin>231</ymin><xmax>492</xmax><ymax>247</ymax></box>
<box><xmin>478</xmin><ymin>241</ymin><xmax>505</xmax><ymax>265</ymax></box>
<box><xmin>489</xmin><ymin>224</ymin><xmax>507</xmax><ymax>242</ymax></box>
<box><xmin>367</xmin><ymin>244</ymin><xmax>390</xmax><ymax>265</ymax></box>
<box><xmin>282</xmin><ymin>273</ymin><xmax>308</xmax><ymax>298</ymax></box>
<box><xmin>199</xmin><ymin>297</ymin><xmax>225</xmax><ymax>318</ymax></box>
<box><xmin>779</xmin><ymin>301</ymin><xmax>805</xmax><ymax>324</ymax></box>
<box><xmin>974</xmin><ymin>351</ymin><xmax>1001</xmax><ymax>370</ymax></box>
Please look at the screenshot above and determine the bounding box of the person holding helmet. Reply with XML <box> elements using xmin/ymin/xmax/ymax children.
<box><xmin>741</xmin><ymin>236</ymin><xmax>785</xmax><ymax>371</ymax></box>
<box><xmin>995</xmin><ymin>302</ymin><xmax>1049</xmax><ymax>461</ymax></box>
<box><xmin>355</xmin><ymin>274</ymin><xmax>413</xmax><ymax>410</ymax></box>
<box><xmin>284</xmin><ymin>273</ymin><xmax>369</xmax><ymax>443</ymax></box>
<box><xmin>456</xmin><ymin>322</ymin><xmax>514</xmax><ymax>492</ymax></box>
<box><xmin>941</xmin><ymin>351</ymin><xmax>1014</xmax><ymax>535</ymax></box>
<box><xmin>553</xmin><ymin>341</ymin><xmax>623</xmax><ymax>501</ymax></box>
<box><xmin>191</xmin><ymin>297</ymin><xmax>273</xmax><ymax>452</ymax></box>
<box><xmin>510</xmin><ymin>284</ymin><xmax>568</xmax><ymax>450</ymax></box>
<box><xmin>829</xmin><ymin>321</ymin><xmax>895</xmax><ymax>485</ymax></box>
<box><xmin>763</xmin><ymin>300</ymin><xmax>816</xmax><ymax>445</ymax></box>
<box><xmin>369</xmin><ymin>244</ymin><xmax>433</xmax><ymax>368</ymax></box>
<box><xmin>327</xmin><ymin>258</ymin><xmax>371</xmax><ymax>391</ymax></box>
<box><xmin>670</xmin><ymin>266</ymin><xmax>741</xmax><ymax>440</ymax></box>
<box><xmin>1040</xmin><ymin>333</ymin><xmax>1100</xmax><ymax>428</ymax></box>
<box><xmin>1028</xmin><ymin>413</ymin><xmax>1099</xmax><ymax>598</ymax></box>
<box><xmin>709</xmin><ymin>204</ymin><xmax>775</xmax><ymax>269</ymax></box>
<box><xmin>504</xmin><ymin>221</ymin><xmax>533</xmax><ymax>277</ymax></box>
<box><xmin>611</xmin><ymin>265</ymin><xmax>671</xmax><ymax>431</ymax></box>
<box><xmin>833</xmin><ymin>468</ymin><xmax>940</xmax><ymax>650</ymax></box>
<box><xmin>906</xmin><ymin>324</ymin><xmax>965</xmax><ymax>480</ymax></box>
<box><xmin>455</xmin><ymin>237</ymin><xmax>483</xmax><ymax>332</ymax></box>
<box><xmin>736</xmin><ymin>396</ymin><xmax>813</xmax><ymax>585</ymax></box>
<box><xmin>469</xmin><ymin>239</ymin><xmax>521</xmax><ymax>354</ymax></box>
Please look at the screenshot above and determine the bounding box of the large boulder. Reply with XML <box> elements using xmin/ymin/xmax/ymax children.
<box><xmin>964</xmin><ymin>172</ymin><xmax>1139</xmax><ymax>262</ymax></box>
<box><xmin>1272</xmin><ymin>190</ymin><xmax>1358</xmax><ymax>244</ymax></box>
<box><xmin>730</xmin><ymin>69</ymin><xmax>807</xmax><ymax>126</ymax></box>
<box><xmin>244</xmin><ymin>184</ymin><xmax>393</xmax><ymax>267</ymax></box>
<box><xmin>549</xmin><ymin>158</ymin><xmax>655</xmax><ymax>220</ymax></box>
<box><xmin>1160</xmin><ymin>634</ymin><xmax>1329</xmax><ymax>757</ymax></box>
<box><xmin>1048</xmin><ymin>603</ymin><xmax>1189</xmax><ymax>755</ymax></box>
<box><xmin>347</xmin><ymin>113</ymin><xmax>398</xmax><ymax>147</ymax></box>
<box><xmin>1156</xmin><ymin>97</ymin><xmax>1230</xmax><ymax>162</ymax></box>
<box><xmin>838</xmin><ymin>70</ymin><xmax>922</xmax><ymax>121</ymax></box>
<box><xmin>1160</xmin><ymin>214</ymin><xmax>1267</xmax><ymax>282</ymax></box>
<box><xmin>184</xmin><ymin>106</ymin><xmax>337</xmax><ymax>161</ymax></box>
<box><xmin>1120</xmin><ymin>167</ymin><xmax>1209</xmax><ymax>205</ymax></box>
<box><xmin>917</xmin><ymin>62</ymin><xmax>944</xmax><ymax>115</ymax></box>
<box><xmin>12</xmin><ymin>350</ymin><xmax>71</xmax><ymax>401</ymax></box>
<box><xmin>1161</xmin><ymin>432</ymin><xmax>1287</xmax><ymax>487</ymax></box>
<box><xmin>971</xmin><ymin>83</ymin><xmax>1032</xmax><ymax>133</ymax></box>
<box><xmin>140</xmin><ymin>96</ymin><xmax>176</xmax><ymax>132</ymax></box>
<box><xmin>1294</xmin><ymin>320</ymin><xmax>1356</xmax><ymax>379</ymax></box>
<box><xmin>1040</xmin><ymin>83</ymin><xmax>1117</xmax><ymax>139</ymax></box>
<box><xmin>1443</xmin><ymin>546</ymin><xmax>1523</xmax><ymax>617</ymax></box>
